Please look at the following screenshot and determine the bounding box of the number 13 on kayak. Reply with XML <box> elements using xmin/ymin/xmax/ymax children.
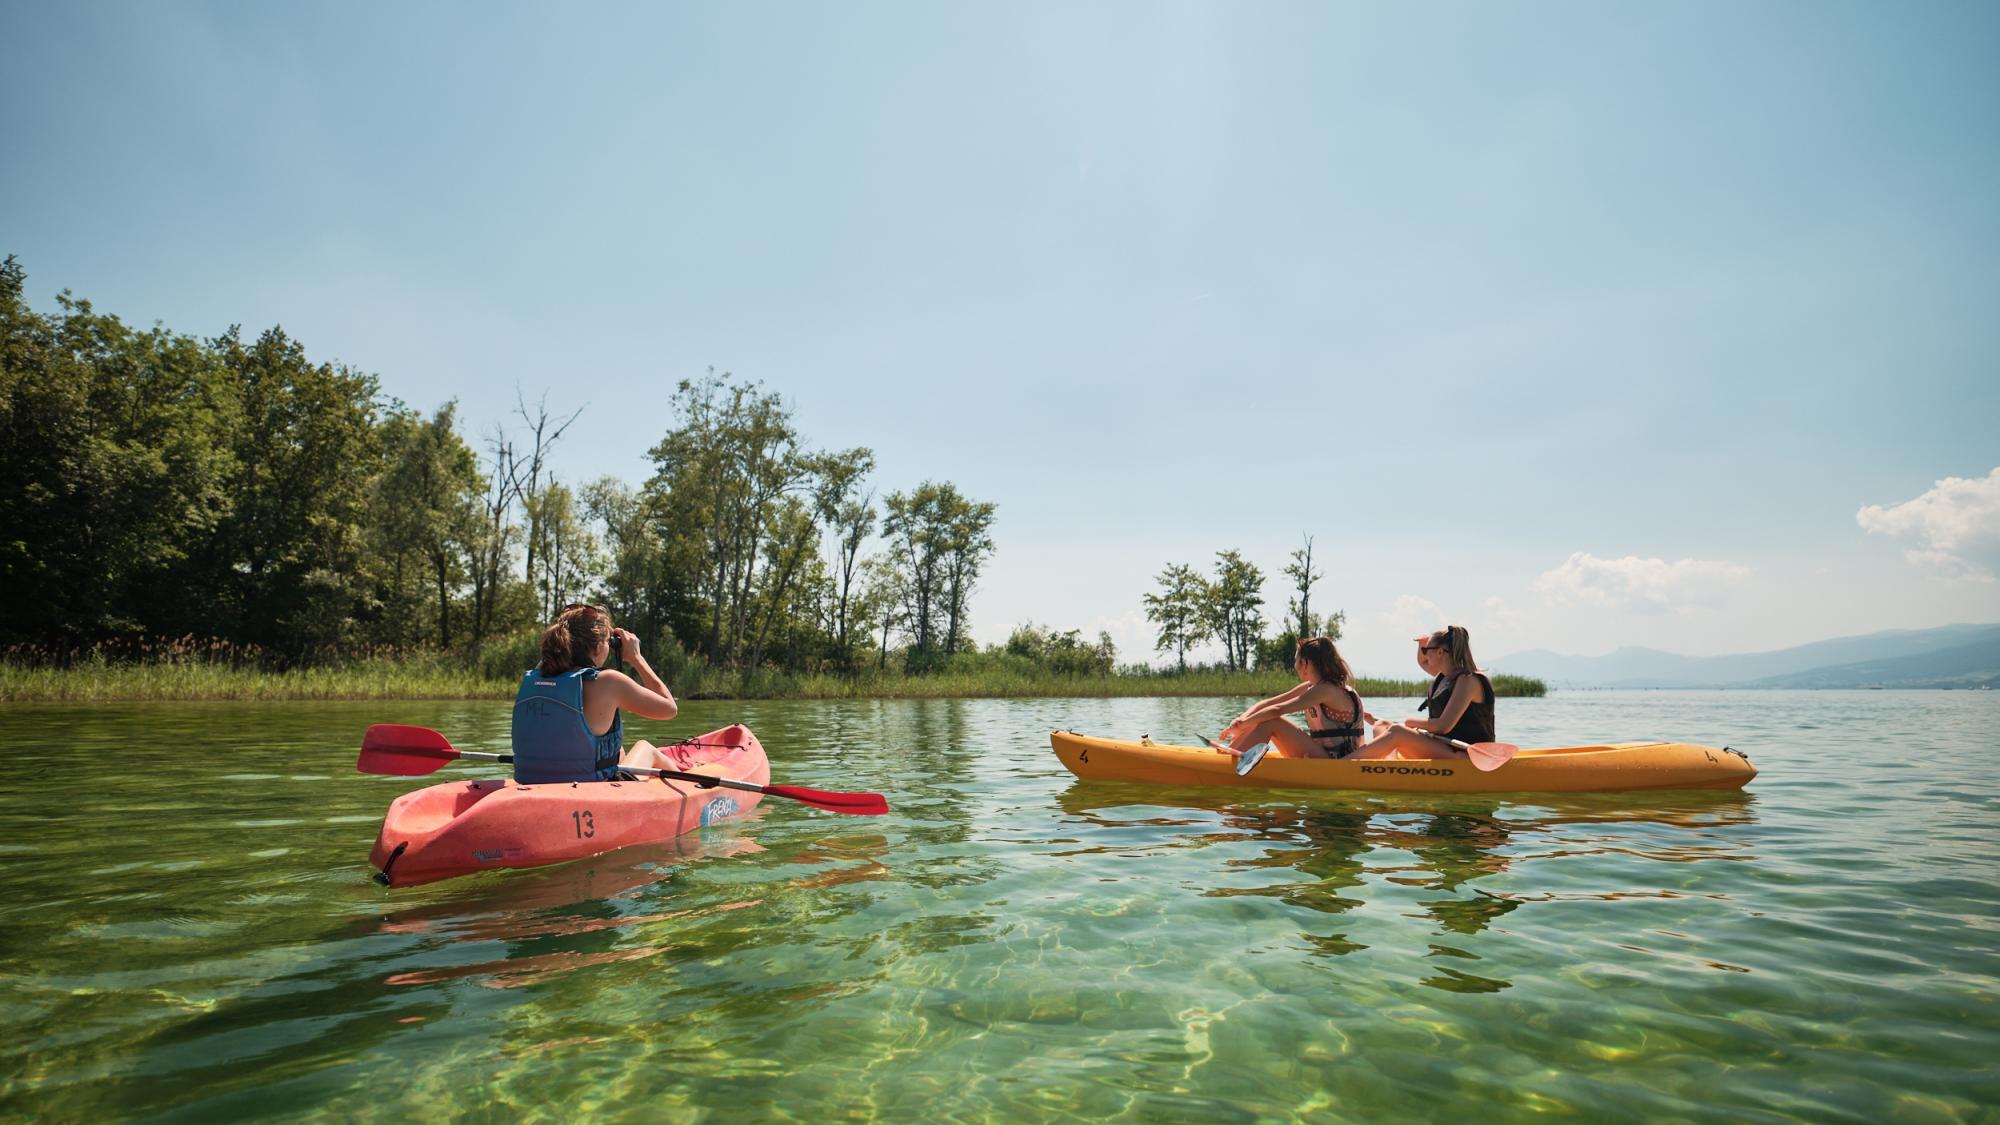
<box><xmin>358</xmin><ymin>723</ymin><xmax>888</xmax><ymax>887</ymax></box>
<box><xmin>357</xmin><ymin>604</ymin><xmax>887</xmax><ymax>888</ymax></box>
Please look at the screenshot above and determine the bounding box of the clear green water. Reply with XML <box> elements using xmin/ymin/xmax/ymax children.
<box><xmin>1</xmin><ymin>692</ymin><xmax>1995</xmax><ymax>1121</ymax></box>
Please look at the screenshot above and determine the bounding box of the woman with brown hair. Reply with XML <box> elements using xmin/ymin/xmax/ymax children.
<box><xmin>1351</xmin><ymin>624</ymin><xmax>1495</xmax><ymax>761</ymax></box>
<box><xmin>1212</xmin><ymin>635</ymin><xmax>1368</xmax><ymax>762</ymax></box>
<box><xmin>510</xmin><ymin>603</ymin><xmax>684</xmax><ymax>784</ymax></box>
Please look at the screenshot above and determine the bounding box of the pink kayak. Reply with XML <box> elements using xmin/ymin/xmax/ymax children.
<box><xmin>369</xmin><ymin>724</ymin><xmax>768</xmax><ymax>887</ymax></box>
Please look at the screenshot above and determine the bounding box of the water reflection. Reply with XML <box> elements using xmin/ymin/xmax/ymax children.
<box><xmin>1056</xmin><ymin>782</ymin><xmax>1757</xmax><ymax>988</ymax></box>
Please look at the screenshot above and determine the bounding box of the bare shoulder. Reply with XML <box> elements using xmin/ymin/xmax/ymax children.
<box><xmin>586</xmin><ymin>668</ymin><xmax>639</xmax><ymax>697</ymax></box>
<box><xmin>1303</xmin><ymin>680</ymin><xmax>1341</xmax><ymax>707</ymax></box>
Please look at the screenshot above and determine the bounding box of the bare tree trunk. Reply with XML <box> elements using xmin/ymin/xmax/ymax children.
<box><xmin>433</xmin><ymin>552</ymin><xmax>451</xmax><ymax>648</ymax></box>
<box><xmin>749</xmin><ymin>528</ymin><xmax>812</xmax><ymax>670</ymax></box>
<box><xmin>513</xmin><ymin>390</ymin><xmax>584</xmax><ymax>583</ymax></box>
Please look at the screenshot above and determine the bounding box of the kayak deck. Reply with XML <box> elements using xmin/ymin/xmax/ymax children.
<box><xmin>1051</xmin><ymin>731</ymin><xmax>1755</xmax><ymax>794</ymax></box>
<box><xmin>370</xmin><ymin>724</ymin><xmax>768</xmax><ymax>887</ymax></box>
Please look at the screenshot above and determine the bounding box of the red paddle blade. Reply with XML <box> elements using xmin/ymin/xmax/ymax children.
<box><xmin>357</xmin><ymin>724</ymin><xmax>461</xmax><ymax>776</ymax></box>
<box><xmin>762</xmin><ymin>784</ymin><xmax>889</xmax><ymax>816</ymax></box>
<box><xmin>1466</xmin><ymin>741</ymin><xmax>1520</xmax><ymax>772</ymax></box>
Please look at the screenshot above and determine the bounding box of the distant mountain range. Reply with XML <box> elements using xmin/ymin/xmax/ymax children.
<box><xmin>1495</xmin><ymin>624</ymin><xmax>2000</xmax><ymax>689</ymax></box>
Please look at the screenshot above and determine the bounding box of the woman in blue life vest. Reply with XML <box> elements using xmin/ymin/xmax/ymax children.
<box><xmin>511</xmin><ymin>603</ymin><xmax>682</xmax><ymax>784</ymax></box>
<box><xmin>1352</xmin><ymin>625</ymin><xmax>1495</xmax><ymax>761</ymax></box>
<box><xmin>1211</xmin><ymin>636</ymin><xmax>1368</xmax><ymax>760</ymax></box>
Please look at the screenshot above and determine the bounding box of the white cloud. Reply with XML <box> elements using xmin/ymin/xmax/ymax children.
<box><xmin>1483</xmin><ymin>595</ymin><xmax>1525</xmax><ymax>631</ymax></box>
<box><xmin>1382</xmin><ymin>594</ymin><xmax>1447</xmax><ymax>634</ymax></box>
<box><xmin>1534</xmin><ymin>552</ymin><xmax>1749</xmax><ymax>613</ymax></box>
<box><xmin>1857</xmin><ymin>467</ymin><xmax>2000</xmax><ymax>582</ymax></box>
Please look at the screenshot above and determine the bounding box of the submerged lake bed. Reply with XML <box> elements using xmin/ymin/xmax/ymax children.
<box><xmin>2</xmin><ymin>691</ymin><xmax>1996</xmax><ymax>1120</ymax></box>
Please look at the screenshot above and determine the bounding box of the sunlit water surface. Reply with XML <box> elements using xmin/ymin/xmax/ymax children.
<box><xmin>2</xmin><ymin>691</ymin><xmax>1996</xmax><ymax>1120</ymax></box>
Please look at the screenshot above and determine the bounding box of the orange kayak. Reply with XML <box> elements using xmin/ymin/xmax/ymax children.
<box><xmin>370</xmin><ymin>724</ymin><xmax>768</xmax><ymax>887</ymax></box>
<box><xmin>1050</xmin><ymin>731</ymin><xmax>1756</xmax><ymax>794</ymax></box>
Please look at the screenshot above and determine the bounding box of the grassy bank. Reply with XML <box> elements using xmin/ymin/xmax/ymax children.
<box><xmin>0</xmin><ymin>654</ymin><xmax>1547</xmax><ymax>703</ymax></box>
<box><xmin>0</xmin><ymin>655</ymin><xmax>511</xmax><ymax>703</ymax></box>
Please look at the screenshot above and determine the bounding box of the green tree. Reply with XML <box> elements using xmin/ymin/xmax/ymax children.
<box><xmin>373</xmin><ymin>402</ymin><xmax>482</xmax><ymax>647</ymax></box>
<box><xmin>646</xmin><ymin>370</ymin><xmax>817</xmax><ymax>669</ymax></box>
<box><xmin>1005</xmin><ymin>622</ymin><xmax>1116</xmax><ymax>677</ymax></box>
<box><xmin>0</xmin><ymin>258</ymin><xmax>236</xmax><ymax>644</ymax></box>
<box><xmin>938</xmin><ymin>489</ymin><xmax>997</xmax><ymax>657</ymax></box>
<box><xmin>1142</xmin><ymin>562</ymin><xmax>1210</xmax><ymax>673</ymax></box>
<box><xmin>744</xmin><ymin>496</ymin><xmax>821</xmax><ymax>671</ymax></box>
<box><xmin>882</xmin><ymin>480</ymin><xmax>995</xmax><ymax>672</ymax></box>
<box><xmin>882</xmin><ymin>485</ymin><xmax>946</xmax><ymax>671</ymax></box>
<box><xmin>1283</xmin><ymin>535</ymin><xmax>1322</xmax><ymax>641</ymax></box>
<box><xmin>527</xmin><ymin>479</ymin><xmax>604</xmax><ymax>619</ymax></box>
<box><xmin>464</xmin><ymin>425</ymin><xmax>526</xmax><ymax>650</ymax></box>
<box><xmin>1204</xmin><ymin>550</ymin><xmax>1266</xmax><ymax>672</ymax></box>
<box><xmin>856</xmin><ymin>552</ymin><xmax>906</xmax><ymax>672</ymax></box>
<box><xmin>198</xmin><ymin>325</ymin><xmax>382</xmax><ymax>660</ymax></box>
<box><xmin>585</xmin><ymin>476</ymin><xmax>689</xmax><ymax>658</ymax></box>
<box><xmin>812</xmin><ymin>447</ymin><xmax>876</xmax><ymax>669</ymax></box>
<box><xmin>1259</xmin><ymin>534</ymin><xmax>1346</xmax><ymax>669</ymax></box>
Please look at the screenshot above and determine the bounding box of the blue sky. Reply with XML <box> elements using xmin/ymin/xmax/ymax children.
<box><xmin>5</xmin><ymin>1</ymin><xmax>1997</xmax><ymax>675</ymax></box>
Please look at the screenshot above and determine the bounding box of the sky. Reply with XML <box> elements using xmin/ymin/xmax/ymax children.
<box><xmin>4</xmin><ymin>1</ymin><xmax>1997</xmax><ymax>676</ymax></box>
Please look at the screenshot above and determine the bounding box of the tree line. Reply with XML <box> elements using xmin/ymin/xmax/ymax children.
<box><xmin>0</xmin><ymin>256</ymin><xmax>998</xmax><ymax>676</ymax></box>
<box><xmin>1143</xmin><ymin>536</ymin><xmax>1346</xmax><ymax>673</ymax></box>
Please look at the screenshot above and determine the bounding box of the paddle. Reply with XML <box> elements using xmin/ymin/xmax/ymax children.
<box><xmin>1363</xmin><ymin>713</ymin><xmax>1519</xmax><ymax>772</ymax></box>
<box><xmin>357</xmin><ymin>724</ymin><xmax>889</xmax><ymax>816</ymax></box>
<box><xmin>1201</xmin><ymin>735</ymin><xmax>1272</xmax><ymax>777</ymax></box>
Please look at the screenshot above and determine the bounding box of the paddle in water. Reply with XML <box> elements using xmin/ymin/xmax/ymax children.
<box><xmin>1201</xmin><ymin>734</ymin><xmax>1273</xmax><ymax>777</ymax></box>
<box><xmin>357</xmin><ymin>724</ymin><xmax>889</xmax><ymax>815</ymax></box>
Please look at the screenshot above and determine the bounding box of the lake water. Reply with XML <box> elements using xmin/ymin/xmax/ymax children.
<box><xmin>1</xmin><ymin>691</ymin><xmax>1995</xmax><ymax>1120</ymax></box>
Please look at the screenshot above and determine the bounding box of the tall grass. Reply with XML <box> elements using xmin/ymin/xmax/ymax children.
<box><xmin>1</xmin><ymin>639</ymin><xmax>1547</xmax><ymax>703</ymax></box>
<box><xmin>0</xmin><ymin>649</ymin><xmax>511</xmax><ymax>703</ymax></box>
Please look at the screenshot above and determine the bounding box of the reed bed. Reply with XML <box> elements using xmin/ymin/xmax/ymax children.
<box><xmin>1</xmin><ymin>649</ymin><xmax>1547</xmax><ymax>703</ymax></box>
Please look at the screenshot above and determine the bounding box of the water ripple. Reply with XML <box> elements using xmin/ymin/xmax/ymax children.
<box><xmin>0</xmin><ymin>692</ymin><xmax>1996</xmax><ymax>1119</ymax></box>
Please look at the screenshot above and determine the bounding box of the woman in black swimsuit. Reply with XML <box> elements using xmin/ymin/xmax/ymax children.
<box><xmin>1213</xmin><ymin>636</ymin><xmax>1367</xmax><ymax>762</ymax></box>
<box><xmin>1352</xmin><ymin>625</ymin><xmax>1495</xmax><ymax>761</ymax></box>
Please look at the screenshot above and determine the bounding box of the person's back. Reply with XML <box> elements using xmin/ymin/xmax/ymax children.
<box><xmin>1305</xmin><ymin>679</ymin><xmax>1366</xmax><ymax>758</ymax></box>
<box><xmin>512</xmin><ymin>664</ymin><xmax>624</xmax><ymax>783</ymax></box>
<box><xmin>511</xmin><ymin>603</ymin><xmax>683</xmax><ymax>784</ymax></box>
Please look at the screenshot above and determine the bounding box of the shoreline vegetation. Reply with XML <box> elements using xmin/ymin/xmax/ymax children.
<box><xmin>0</xmin><ymin>650</ymin><xmax>1549</xmax><ymax>704</ymax></box>
<box><xmin>4</xmin><ymin>258</ymin><xmax>1534</xmax><ymax>705</ymax></box>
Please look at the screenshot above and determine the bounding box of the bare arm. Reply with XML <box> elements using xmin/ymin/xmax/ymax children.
<box><xmin>601</xmin><ymin>630</ymin><xmax>678</xmax><ymax>720</ymax></box>
<box><xmin>1236</xmin><ymin>681</ymin><xmax>1312</xmax><ymax>725</ymax></box>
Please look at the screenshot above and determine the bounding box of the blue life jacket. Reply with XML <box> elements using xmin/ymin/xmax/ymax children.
<box><xmin>511</xmin><ymin>666</ymin><xmax>624</xmax><ymax>783</ymax></box>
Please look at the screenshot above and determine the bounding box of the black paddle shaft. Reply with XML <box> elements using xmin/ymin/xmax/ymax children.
<box><xmin>446</xmin><ymin>748</ymin><xmax>756</xmax><ymax>793</ymax></box>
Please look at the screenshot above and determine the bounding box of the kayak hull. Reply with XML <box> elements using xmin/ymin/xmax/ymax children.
<box><xmin>370</xmin><ymin>724</ymin><xmax>768</xmax><ymax>887</ymax></box>
<box><xmin>1050</xmin><ymin>731</ymin><xmax>1755</xmax><ymax>794</ymax></box>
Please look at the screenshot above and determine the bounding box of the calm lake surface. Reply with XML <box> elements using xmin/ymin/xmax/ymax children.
<box><xmin>2</xmin><ymin>691</ymin><xmax>1996</xmax><ymax>1121</ymax></box>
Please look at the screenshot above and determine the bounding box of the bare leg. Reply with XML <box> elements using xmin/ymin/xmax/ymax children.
<box><xmin>1228</xmin><ymin>719</ymin><xmax>1325</xmax><ymax>760</ymax></box>
<box><xmin>621</xmin><ymin>739</ymin><xmax>670</xmax><ymax>770</ymax></box>
<box><xmin>1349</xmin><ymin>727</ymin><xmax>1463</xmax><ymax>761</ymax></box>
